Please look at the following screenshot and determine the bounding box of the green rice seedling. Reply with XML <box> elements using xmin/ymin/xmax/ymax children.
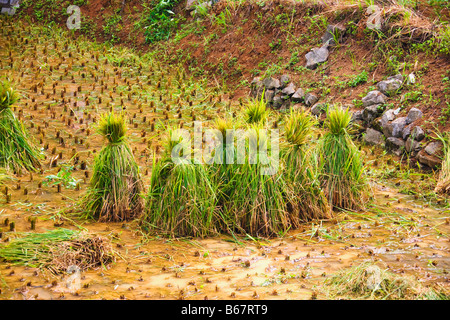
<box><xmin>282</xmin><ymin>108</ymin><xmax>331</xmax><ymax>221</ymax></box>
<box><xmin>142</xmin><ymin>128</ymin><xmax>223</xmax><ymax>238</ymax></box>
<box><xmin>319</xmin><ymin>107</ymin><xmax>368</xmax><ymax>210</ymax></box>
<box><xmin>0</xmin><ymin>229</ymin><xmax>115</xmax><ymax>274</ymax></box>
<box><xmin>244</xmin><ymin>94</ymin><xmax>268</xmax><ymax>124</ymax></box>
<box><xmin>0</xmin><ymin>80</ymin><xmax>42</xmax><ymax>172</ymax></box>
<box><xmin>213</xmin><ymin>121</ymin><xmax>294</xmax><ymax>237</ymax></box>
<box><xmin>324</xmin><ymin>262</ymin><xmax>448</xmax><ymax>300</ymax></box>
<box><xmin>435</xmin><ymin>132</ymin><xmax>450</xmax><ymax>195</ymax></box>
<box><xmin>81</xmin><ymin>112</ymin><xmax>144</xmax><ymax>222</ymax></box>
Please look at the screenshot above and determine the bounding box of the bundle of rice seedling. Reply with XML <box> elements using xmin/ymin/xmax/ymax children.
<box><xmin>81</xmin><ymin>112</ymin><xmax>144</xmax><ymax>222</ymax></box>
<box><xmin>244</xmin><ymin>94</ymin><xmax>268</xmax><ymax>124</ymax></box>
<box><xmin>435</xmin><ymin>132</ymin><xmax>450</xmax><ymax>195</ymax></box>
<box><xmin>0</xmin><ymin>80</ymin><xmax>42</xmax><ymax>172</ymax></box>
<box><xmin>142</xmin><ymin>128</ymin><xmax>222</xmax><ymax>238</ymax></box>
<box><xmin>213</xmin><ymin>121</ymin><xmax>294</xmax><ymax>237</ymax></box>
<box><xmin>0</xmin><ymin>229</ymin><xmax>115</xmax><ymax>274</ymax></box>
<box><xmin>319</xmin><ymin>107</ymin><xmax>367</xmax><ymax>210</ymax></box>
<box><xmin>282</xmin><ymin>108</ymin><xmax>331</xmax><ymax>221</ymax></box>
<box><xmin>324</xmin><ymin>262</ymin><xmax>448</xmax><ymax>300</ymax></box>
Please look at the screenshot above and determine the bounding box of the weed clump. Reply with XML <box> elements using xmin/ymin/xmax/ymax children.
<box><xmin>81</xmin><ymin>112</ymin><xmax>144</xmax><ymax>222</ymax></box>
<box><xmin>244</xmin><ymin>95</ymin><xmax>268</xmax><ymax>125</ymax></box>
<box><xmin>319</xmin><ymin>107</ymin><xmax>368</xmax><ymax>210</ymax></box>
<box><xmin>0</xmin><ymin>80</ymin><xmax>42</xmax><ymax>172</ymax></box>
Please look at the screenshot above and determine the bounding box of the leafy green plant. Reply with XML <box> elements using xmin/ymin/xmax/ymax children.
<box><xmin>43</xmin><ymin>164</ymin><xmax>82</xmax><ymax>189</ymax></box>
<box><xmin>213</xmin><ymin>7</ymin><xmax>232</xmax><ymax>33</ymax></box>
<box><xmin>347</xmin><ymin>71</ymin><xmax>368</xmax><ymax>88</ymax></box>
<box><xmin>191</xmin><ymin>1</ymin><xmax>209</xmax><ymax>19</ymax></box>
<box><xmin>103</xmin><ymin>13</ymin><xmax>123</xmax><ymax>43</ymax></box>
<box><xmin>144</xmin><ymin>0</ymin><xmax>181</xmax><ymax>43</ymax></box>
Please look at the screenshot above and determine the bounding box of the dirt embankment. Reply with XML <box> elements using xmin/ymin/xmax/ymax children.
<box><xmin>16</xmin><ymin>0</ymin><xmax>450</xmax><ymax>135</ymax></box>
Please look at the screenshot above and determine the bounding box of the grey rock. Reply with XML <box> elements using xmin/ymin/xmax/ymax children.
<box><xmin>424</xmin><ymin>141</ymin><xmax>443</xmax><ymax>157</ymax></box>
<box><xmin>279</xmin><ymin>99</ymin><xmax>291</xmax><ymax>111</ymax></box>
<box><xmin>372</xmin><ymin>117</ymin><xmax>384</xmax><ymax>133</ymax></box>
<box><xmin>362</xmin><ymin>104</ymin><xmax>384</xmax><ymax>124</ymax></box>
<box><xmin>418</xmin><ymin>149</ymin><xmax>441</xmax><ymax>169</ymax></box>
<box><xmin>281</xmin><ymin>82</ymin><xmax>296</xmax><ymax>96</ymax></box>
<box><xmin>311</xmin><ymin>103</ymin><xmax>328</xmax><ymax>116</ymax></box>
<box><xmin>352</xmin><ymin>119</ymin><xmax>366</xmax><ymax>133</ymax></box>
<box><xmin>250</xmin><ymin>76</ymin><xmax>261</xmax><ymax>87</ymax></box>
<box><xmin>402</xmin><ymin>123</ymin><xmax>413</xmax><ymax>140</ymax></box>
<box><xmin>305</xmin><ymin>46</ymin><xmax>329</xmax><ymax>70</ymax></box>
<box><xmin>406</xmin><ymin>107</ymin><xmax>423</xmax><ymax>124</ymax></box>
<box><xmin>292</xmin><ymin>103</ymin><xmax>303</xmax><ymax>111</ymax></box>
<box><xmin>250</xmin><ymin>77</ymin><xmax>263</xmax><ymax>99</ymax></box>
<box><xmin>362</xmin><ymin>90</ymin><xmax>387</xmax><ymax>108</ymax></box>
<box><xmin>387</xmin><ymin>73</ymin><xmax>404</xmax><ymax>83</ymax></box>
<box><xmin>377</xmin><ymin>78</ymin><xmax>402</xmax><ymax>96</ymax></box>
<box><xmin>264</xmin><ymin>89</ymin><xmax>275</xmax><ymax>103</ymax></box>
<box><xmin>381</xmin><ymin>109</ymin><xmax>396</xmax><ymax>128</ymax></box>
<box><xmin>272</xmin><ymin>94</ymin><xmax>283</xmax><ymax>109</ymax></box>
<box><xmin>291</xmin><ymin>88</ymin><xmax>305</xmax><ymax>102</ymax></box>
<box><xmin>405</xmin><ymin>137</ymin><xmax>421</xmax><ymax>155</ymax></box>
<box><xmin>351</xmin><ymin>110</ymin><xmax>363</xmax><ymax>122</ymax></box>
<box><xmin>385</xmin><ymin>137</ymin><xmax>405</xmax><ymax>156</ymax></box>
<box><xmin>279</xmin><ymin>74</ymin><xmax>290</xmax><ymax>88</ymax></box>
<box><xmin>304</xmin><ymin>93</ymin><xmax>319</xmax><ymax>107</ymax></box>
<box><xmin>186</xmin><ymin>0</ymin><xmax>197</xmax><ymax>9</ymax></box>
<box><xmin>263</xmin><ymin>77</ymin><xmax>281</xmax><ymax>90</ymax></box>
<box><xmin>321</xmin><ymin>24</ymin><xmax>346</xmax><ymax>47</ymax></box>
<box><xmin>407</xmin><ymin>73</ymin><xmax>416</xmax><ymax>85</ymax></box>
<box><xmin>410</xmin><ymin>126</ymin><xmax>425</xmax><ymax>141</ymax></box>
<box><xmin>383</xmin><ymin>116</ymin><xmax>407</xmax><ymax>138</ymax></box>
<box><xmin>363</xmin><ymin>128</ymin><xmax>384</xmax><ymax>146</ymax></box>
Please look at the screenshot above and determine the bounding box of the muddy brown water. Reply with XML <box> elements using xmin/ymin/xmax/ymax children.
<box><xmin>0</xmin><ymin>19</ymin><xmax>449</xmax><ymax>300</ymax></box>
<box><xmin>0</xmin><ymin>182</ymin><xmax>448</xmax><ymax>300</ymax></box>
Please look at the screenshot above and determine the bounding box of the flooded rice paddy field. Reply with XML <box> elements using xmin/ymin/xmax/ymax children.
<box><xmin>0</xmin><ymin>19</ymin><xmax>449</xmax><ymax>300</ymax></box>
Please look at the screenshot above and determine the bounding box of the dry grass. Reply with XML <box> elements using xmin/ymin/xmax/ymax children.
<box><xmin>435</xmin><ymin>132</ymin><xmax>450</xmax><ymax>195</ymax></box>
<box><xmin>0</xmin><ymin>229</ymin><xmax>116</xmax><ymax>274</ymax></box>
<box><xmin>324</xmin><ymin>261</ymin><xmax>449</xmax><ymax>300</ymax></box>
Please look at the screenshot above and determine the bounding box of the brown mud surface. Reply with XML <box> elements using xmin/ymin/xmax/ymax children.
<box><xmin>0</xmin><ymin>183</ymin><xmax>448</xmax><ymax>300</ymax></box>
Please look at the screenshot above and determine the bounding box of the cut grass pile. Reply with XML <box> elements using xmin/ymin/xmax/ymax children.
<box><xmin>0</xmin><ymin>228</ymin><xmax>115</xmax><ymax>274</ymax></box>
<box><xmin>324</xmin><ymin>262</ymin><xmax>449</xmax><ymax>300</ymax></box>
